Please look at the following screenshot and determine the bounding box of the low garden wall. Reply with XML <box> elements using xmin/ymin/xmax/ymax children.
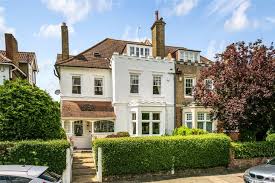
<box><xmin>93</xmin><ymin>134</ymin><xmax>231</xmax><ymax>176</ymax></box>
<box><xmin>229</xmin><ymin>141</ymin><xmax>275</xmax><ymax>169</ymax></box>
<box><xmin>0</xmin><ymin>140</ymin><xmax>70</xmax><ymax>174</ymax></box>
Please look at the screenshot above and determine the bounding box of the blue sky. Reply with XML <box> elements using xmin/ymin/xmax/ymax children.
<box><xmin>0</xmin><ymin>0</ymin><xmax>274</xmax><ymax>100</ymax></box>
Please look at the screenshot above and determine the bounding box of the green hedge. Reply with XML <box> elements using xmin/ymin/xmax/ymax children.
<box><xmin>0</xmin><ymin>140</ymin><xmax>70</xmax><ymax>174</ymax></box>
<box><xmin>93</xmin><ymin>134</ymin><xmax>230</xmax><ymax>176</ymax></box>
<box><xmin>266</xmin><ymin>133</ymin><xmax>275</xmax><ymax>142</ymax></box>
<box><xmin>172</xmin><ymin>126</ymin><xmax>208</xmax><ymax>136</ymax></box>
<box><xmin>232</xmin><ymin>141</ymin><xmax>275</xmax><ymax>159</ymax></box>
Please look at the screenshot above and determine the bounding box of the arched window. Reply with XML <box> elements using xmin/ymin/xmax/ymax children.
<box><xmin>94</xmin><ymin>120</ymin><xmax>114</xmax><ymax>133</ymax></box>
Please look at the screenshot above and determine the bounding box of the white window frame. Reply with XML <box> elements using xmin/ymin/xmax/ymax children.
<box><xmin>153</xmin><ymin>75</ymin><xmax>162</xmax><ymax>95</ymax></box>
<box><xmin>185</xmin><ymin>112</ymin><xmax>192</xmax><ymax>128</ymax></box>
<box><xmin>184</xmin><ymin>77</ymin><xmax>195</xmax><ymax>97</ymax></box>
<box><xmin>130</xmin><ymin>74</ymin><xmax>139</xmax><ymax>94</ymax></box>
<box><xmin>205</xmin><ymin>79</ymin><xmax>213</xmax><ymax>90</ymax></box>
<box><xmin>145</xmin><ymin>48</ymin><xmax>150</xmax><ymax>57</ymax></box>
<box><xmin>132</xmin><ymin>113</ymin><xmax>137</xmax><ymax>135</ymax></box>
<box><xmin>141</xmin><ymin>112</ymin><xmax>161</xmax><ymax>135</ymax></box>
<box><xmin>197</xmin><ymin>112</ymin><xmax>212</xmax><ymax>132</ymax></box>
<box><xmin>72</xmin><ymin>75</ymin><xmax>81</xmax><ymax>94</ymax></box>
<box><xmin>94</xmin><ymin>77</ymin><xmax>104</xmax><ymax>96</ymax></box>
<box><xmin>130</xmin><ymin>46</ymin><xmax>135</xmax><ymax>56</ymax></box>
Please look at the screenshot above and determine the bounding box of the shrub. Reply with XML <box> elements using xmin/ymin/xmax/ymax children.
<box><xmin>172</xmin><ymin>126</ymin><xmax>208</xmax><ymax>136</ymax></box>
<box><xmin>232</xmin><ymin>141</ymin><xmax>275</xmax><ymax>159</ymax></box>
<box><xmin>106</xmin><ymin>131</ymin><xmax>130</xmax><ymax>138</ymax></box>
<box><xmin>266</xmin><ymin>133</ymin><xmax>275</xmax><ymax>142</ymax></box>
<box><xmin>0</xmin><ymin>140</ymin><xmax>70</xmax><ymax>174</ymax></box>
<box><xmin>0</xmin><ymin>79</ymin><xmax>64</xmax><ymax>140</ymax></box>
<box><xmin>93</xmin><ymin>134</ymin><xmax>230</xmax><ymax>176</ymax></box>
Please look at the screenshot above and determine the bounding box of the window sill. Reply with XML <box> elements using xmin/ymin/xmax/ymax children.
<box><xmin>152</xmin><ymin>95</ymin><xmax>164</xmax><ymax>98</ymax></box>
<box><xmin>184</xmin><ymin>96</ymin><xmax>194</xmax><ymax>98</ymax></box>
<box><xmin>129</xmin><ymin>93</ymin><xmax>140</xmax><ymax>97</ymax></box>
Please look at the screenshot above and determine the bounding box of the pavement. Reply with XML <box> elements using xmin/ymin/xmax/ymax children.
<box><xmin>146</xmin><ymin>173</ymin><xmax>244</xmax><ymax>183</ymax></box>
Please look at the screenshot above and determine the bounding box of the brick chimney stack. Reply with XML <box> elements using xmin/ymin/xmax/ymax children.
<box><xmin>5</xmin><ymin>33</ymin><xmax>19</xmax><ymax>67</ymax></box>
<box><xmin>61</xmin><ymin>22</ymin><xmax>69</xmax><ymax>60</ymax></box>
<box><xmin>151</xmin><ymin>10</ymin><xmax>166</xmax><ymax>58</ymax></box>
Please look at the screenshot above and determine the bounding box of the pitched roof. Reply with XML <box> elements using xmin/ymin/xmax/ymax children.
<box><xmin>0</xmin><ymin>53</ymin><xmax>11</xmax><ymax>63</ymax></box>
<box><xmin>55</xmin><ymin>38</ymin><xmax>212</xmax><ymax>68</ymax></box>
<box><xmin>0</xmin><ymin>50</ymin><xmax>36</xmax><ymax>64</ymax></box>
<box><xmin>62</xmin><ymin>100</ymin><xmax>115</xmax><ymax>118</ymax></box>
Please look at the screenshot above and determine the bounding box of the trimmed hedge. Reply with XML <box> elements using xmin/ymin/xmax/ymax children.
<box><xmin>232</xmin><ymin>141</ymin><xmax>275</xmax><ymax>159</ymax></box>
<box><xmin>93</xmin><ymin>134</ymin><xmax>230</xmax><ymax>176</ymax></box>
<box><xmin>172</xmin><ymin>126</ymin><xmax>208</xmax><ymax>136</ymax></box>
<box><xmin>0</xmin><ymin>140</ymin><xmax>70</xmax><ymax>174</ymax></box>
<box><xmin>266</xmin><ymin>133</ymin><xmax>275</xmax><ymax>142</ymax></box>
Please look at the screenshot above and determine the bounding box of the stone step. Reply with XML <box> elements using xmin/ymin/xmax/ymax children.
<box><xmin>73</xmin><ymin>158</ymin><xmax>95</xmax><ymax>164</ymax></box>
<box><xmin>73</xmin><ymin>153</ymin><xmax>93</xmax><ymax>158</ymax></box>
<box><xmin>73</xmin><ymin>175</ymin><xmax>98</xmax><ymax>183</ymax></box>
<box><xmin>73</xmin><ymin>162</ymin><xmax>95</xmax><ymax>169</ymax></box>
<box><xmin>72</xmin><ymin>167</ymin><xmax>96</xmax><ymax>176</ymax></box>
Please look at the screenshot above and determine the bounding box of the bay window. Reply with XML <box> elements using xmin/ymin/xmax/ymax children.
<box><xmin>132</xmin><ymin>113</ymin><xmax>137</xmax><ymax>135</ymax></box>
<box><xmin>197</xmin><ymin>112</ymin><xmax>212</xmax><ymax>132</ymax></box>
<box><xmin>185</xmin><ymin>112</ymin><xmax>192</xmax><ymax>128</ymax></box>
<box><xmin>142</xmin><ymin>112</ymin><xmax>160</xmax><ymax>135</ymax></box>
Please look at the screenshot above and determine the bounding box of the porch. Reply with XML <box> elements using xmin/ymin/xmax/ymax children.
<box><xmin>62</xmin><ymin>120</ymin><xmax>115</xmax><ymax>149</ymax></box>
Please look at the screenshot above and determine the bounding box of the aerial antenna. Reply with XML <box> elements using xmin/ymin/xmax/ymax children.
<box><xmin>137</xmin><ymin>26</ymin><xmax>141</xmax><ymax>41</ymax></box>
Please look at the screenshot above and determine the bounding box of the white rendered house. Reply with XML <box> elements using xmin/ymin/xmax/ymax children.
<box><xmin>55</xmin><ymin>12</ymin><xmax>213</xmax><ymax>149</ymax></box>
<box><xmin>111</xmin><ymin>53</ymin><xmax>175</xmax><ymax>136</ymax></box>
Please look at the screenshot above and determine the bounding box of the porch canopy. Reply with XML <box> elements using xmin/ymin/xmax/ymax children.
<box><xmin>62</xmin><ymin>100</ymin><xmax>115</xmax><ymax>118</ymax></box>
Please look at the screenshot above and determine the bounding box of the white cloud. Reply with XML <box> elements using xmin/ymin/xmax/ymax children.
<box><xmin>42</xmin><ymin>0</ymin><xmax>91</xmax><ymax>24</ymax></box>
<box><xmin>35</xmin><ymin>23</ymin><xmax>74</xmax><ymax>38</ymax></box>
<box><xmin>121</xmin><ymin>25</ymin><xmax>149</xmax><ymax>42</ymax></box>
<box><xmin>37</xmin><ymin>0</ymin><xmax>112</xmax><ymax>38</ymax></box>
<box><xmin>207</xmin><ymin>0</ymin><xmax>247</xmax><ymax>17</ymax></box>
<box><xmin>206</xmin><ymin>40</ymin><xmax>226</xmax><ymax>60</ymax></box>
<box><xmin>0</xmin><ymin>7</ymin><xmax>15</xmax><ymax>34</ymax></box>
<box><xmin>174</xmin><ymin>0</ymin><xmax>198</xmax><ymax>16</ymax></box>
<box><xmin>224</xmin><ymin>0</ymin><xmax>250</xmax><ymax>32</ymax></box>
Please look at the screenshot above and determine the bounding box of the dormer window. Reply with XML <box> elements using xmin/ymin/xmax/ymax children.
<box><xmin>130</xmin><ymin>47</ymin><xmax>135</xmax><ymax>56</ymax></box>
<box><xmin>94</xmin><ymin>52</ymin><xmax>101</xmax><ymax>57</ymax></box>
<box><xmin>179</xmin><ymin>50</ymin><xmax>200</xmax><ymax>62</ymax></box>
<box><xmin>127</xmin><ymin>44</ymin><xmax>152</xmax><ymax>57</ymax></box>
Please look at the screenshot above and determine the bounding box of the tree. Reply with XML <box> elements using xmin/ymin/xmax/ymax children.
<box><xmin>194</xmin><ymin>40</ymin><xmax>275</xmax><ymax>141</ymax></box>
<box><xmin>0</xmin><ymin>79</ymin><xmax>65</xmax><ymax>140</ymax></box>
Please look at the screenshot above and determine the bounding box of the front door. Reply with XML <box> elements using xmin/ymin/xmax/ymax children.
<box><xmin>73</xmin><ymin>121</ymin><xmax>91</xmax><ymax>149</ymax></box>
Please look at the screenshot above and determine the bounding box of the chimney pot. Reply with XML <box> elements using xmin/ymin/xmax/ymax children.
<box><xmin>155</xmin><ymin>10</ymin><xmax>159</xmax><ymax>21</ymax></box>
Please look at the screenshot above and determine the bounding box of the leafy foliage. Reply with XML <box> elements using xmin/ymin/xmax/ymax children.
<box><xmin>194</xmin><ymin>40</ymin><xmax>275</xmax><ymax>141</ymax></box>
<box><xmin>172</xmin><ymin>126</ymin><xmax>208</xmax><ymax>136</ymax></box>
<box><xmin>0</xmin><ymin>79</ymin><xmax>65</xmax><ymax>140</ymax></box>
<box><xmin>0</xmin><ymin>140</ymin><xmax>70</xmax><ymax>174</ymax></box>
<box><xmin>266</xmin><ymin>133</ymin><xmax>275</xmax><ymax>142</ymax></box>
<box><xmin>106</xmin><ymin>131</ymin><xmax>130</xmax><ymax>138</ymax></box>
<box><xmin>232</xmin><ymin>141</ymin><xmax>275</xmax><ymax>159</ymax></box>
<box><xmin>93</xmin><ymin>134</ymin><xmax>230</xmax><ymax>175</ymax></box>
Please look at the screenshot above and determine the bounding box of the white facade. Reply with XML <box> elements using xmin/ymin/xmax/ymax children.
<box><xmin>0</xmin><ymin>65</ymin><xmax>10</xmax><ymax>85</ymax></box>
<box><xmin>59</xmin><ymin>67</ymin><xmax>112</xmax><ymax>101</ymax></box>
<box><xmin>59</xmin><ymin>66</ymin><xmax>114</xmax><ymax>149</ymax></box>
<box><xmin>111</xmin><ymin>53</ymin><xmax>175</xmax><ymax>135</ymax></box>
